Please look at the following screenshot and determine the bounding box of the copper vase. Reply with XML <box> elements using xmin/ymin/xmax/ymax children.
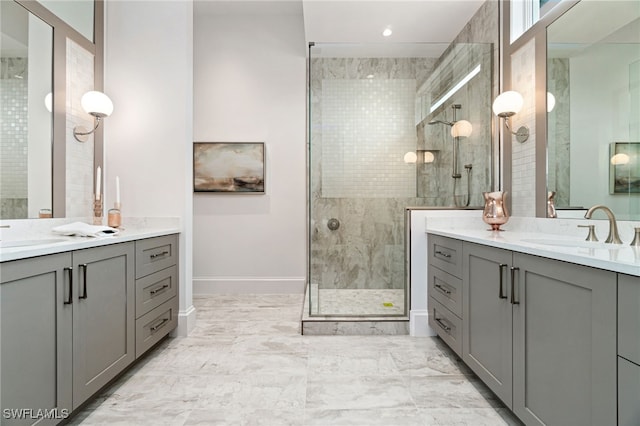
<box><xmin>483</xmin><ymin>191</ymin><xmax>509</xmax><ymax>231</ymax></box>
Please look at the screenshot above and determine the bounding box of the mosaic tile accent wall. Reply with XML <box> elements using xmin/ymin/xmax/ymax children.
<box><xmin>321</xmin><ymin>78</ymin><xmax>417</xmax><ymax>198</ymax></box>
<box><xmin>66</xmin><ymin>39</ymin><xmax>95</xmax><ymax>218</ymax></box>
<box><xmin>0</xmin><ymin>58</ymin><xmax>29</xmax><ymax>218</ymax></box>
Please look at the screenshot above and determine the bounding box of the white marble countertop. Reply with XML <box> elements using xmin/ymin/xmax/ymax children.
<box><xmin>0</xmin><ymin>217</ymin><xmax>180</xmax><ymax>263</ymax></box>
<box><xmin>426</xmin><ymin>226</ymin><xmax>640</xmax><ymax>277</ymax></box>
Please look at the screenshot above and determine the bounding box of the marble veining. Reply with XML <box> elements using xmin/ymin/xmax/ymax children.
<box><xmin>69</xmin><ymin>294</ymin><xmax>522</xmax><ymax>425</ymax></box>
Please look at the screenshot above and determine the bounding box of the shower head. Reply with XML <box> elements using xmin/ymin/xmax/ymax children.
<box><xmin>428</xmin><ymin>119</ymin><xmax>454</xmax><ymax>126</ymax></box>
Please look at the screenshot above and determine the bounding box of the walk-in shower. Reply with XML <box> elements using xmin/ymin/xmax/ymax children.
<box><xmin>307</xmin><ymin>39</ymin><xmax>495</xmax><ymax>319</ymax></box>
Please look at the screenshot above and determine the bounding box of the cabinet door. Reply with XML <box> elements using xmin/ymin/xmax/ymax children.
<box><xmin>462</xmin><ymin>242</ymin><xmax>513</xmax><ymax>407</ymax></box>
<box><xmin>512</xmin><ymin>253</ymin><xmax>616</xmax><ymax>426</ymax></box>
<box><xmin>72</xmin><ymin>243</ymin><xmax>135</xmax><ymax>409</ymax></box>
<box><xmin>1</xmin><ymin>253</ymin><xmax>72</xmax><ymax>425</ymax></box>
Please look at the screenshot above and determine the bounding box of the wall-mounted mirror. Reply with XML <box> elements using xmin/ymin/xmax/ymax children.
<box><xmin>0</xmin><ymin>0</ymin><xmax>53</xmax><ymax>219</ymax></box>
<box><xmin>547</xmin><ymin>0</ymin><xmax>640</xmax><ymax>220</ymax></box>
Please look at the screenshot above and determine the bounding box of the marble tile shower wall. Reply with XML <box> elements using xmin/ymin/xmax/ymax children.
<box><xmin>310</xmin><ymin>57</ymin><xmax>434</xmax><ymax>291</ymax></box>
<box><xmin>0</xmin><ymin>58</ymin><xmax>28</xmax><ymax>219</ymax></box>
<box><xmin>66</xmin><ymin>39</ymin><xmax>95</xmax><ymax>218</ymax></box>
<box><xmin>547</xmin><ymin>58</ymin><xmax>571</xmax><ymax>207</ymax></box>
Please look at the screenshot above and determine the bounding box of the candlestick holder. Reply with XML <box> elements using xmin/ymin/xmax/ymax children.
<box><xmin>108</xmin><ymin>205</ymin><xmax>121</xmax><ymax>228</ymax></box>
<box><xmin>93</xmin><ymin>197</ymin><xmax>103</xmax><ymax>225</ymax></box>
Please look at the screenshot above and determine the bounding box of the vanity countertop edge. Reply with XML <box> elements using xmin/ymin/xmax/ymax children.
<box><xmin>426</xmin><ymin>228</ymin><xmax>640</xmax><ymax>277</ymax></box>
<box><xmin>0</xmin><ymin>226</ymin><xmax>180</xmax><ymax>263</ymax></box>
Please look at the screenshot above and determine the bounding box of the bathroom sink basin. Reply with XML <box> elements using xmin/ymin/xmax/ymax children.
<box><xmin>0</xmin><ymin>238</ymin><xmax>68</xmax><ymax>249</ymax></box>
<box><xmin>521</xmin><ymin>238</ymin><xmax>615</xmax><ymax>249</ymax></box>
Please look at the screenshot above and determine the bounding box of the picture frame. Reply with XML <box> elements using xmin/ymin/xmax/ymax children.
<box><xmin>609</xmin><ymin>142</ymin><xmax>639</xmax><ymax>194</ymax></box>
<box><xmin>194</xmin><ymin>142</ymin><xmax>265</xmax><ymax>193</ymax></box>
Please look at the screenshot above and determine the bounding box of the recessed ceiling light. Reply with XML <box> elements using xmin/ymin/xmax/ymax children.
<box><xmin>382</xmin><ymin>28</ymin><xmax>392</xmax><ymax>37</ymax></box>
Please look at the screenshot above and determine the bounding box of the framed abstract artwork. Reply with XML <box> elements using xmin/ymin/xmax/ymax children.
<box><xmin>609</xmin><ymin>142</ymin><xmax>639</xmax><ymax>194</ymax></box>
<box><xmin>193</xmin><ymin>142</ymin><xmax>265</xmax><ymax>193</ymax></box>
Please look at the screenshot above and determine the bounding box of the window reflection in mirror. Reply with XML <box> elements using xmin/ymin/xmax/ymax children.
<box><xmin>0</xmin><ymin>1</ymin><xmax>53</xmax><ymax>219</ymax></box>
<box><xmin>39</xmin><ymin>0</ymin><xmax>94</xmax><ymax>42</ymax></box>
<box><xmin>547</xmin><ymin>1</ymin><xmax>640</xmax><ymax>220</ymax></box>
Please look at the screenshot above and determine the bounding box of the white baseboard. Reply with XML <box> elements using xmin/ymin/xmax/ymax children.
<box><xmin>175</xmin><ymin>304</ymin><xmax>196</xmax><ymax>337</ymax></box>
<box><xmin>193</xmin><ymin>277</ymin><xmax>306</xmax><ymax>294</ymax></box>
<box><xmin>410</xmin><ymin>309</ymin><xmax>436</xmax><ymax>337</ymax></box>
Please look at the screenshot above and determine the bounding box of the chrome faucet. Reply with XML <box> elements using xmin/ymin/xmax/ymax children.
<box><xmin>584</xmin><ymin>205</ymin><xmax>623</xmax><ymax>244</ymax></box>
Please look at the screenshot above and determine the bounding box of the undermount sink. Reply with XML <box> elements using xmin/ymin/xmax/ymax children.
<box><xmin>521</xmin><ymin>238</ymin><xmax>618</xmax><ymax>250</ymax></box>
<box><xmin>0</xmin><ymin>238</ymin><xmax>68</xmax><ymax>249</ymax></box>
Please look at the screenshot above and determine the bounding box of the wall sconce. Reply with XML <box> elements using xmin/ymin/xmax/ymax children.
<box><xmin>44</xmin><ymin>93</ymin><xmax>52</xmax><ymax>112</ymax></box>
<box><xmin>404</xmin><ymin>150</ymin><xmax>436</xmax><ymax>164</ymax></box>
<box><xmin>451</xmin><ymin>120</ymin><xmax>472</xmax><ymax>138</ymax></box>
<box><xmin>73</xmin><ymin>91</ymin><xmax>114</xmax><ymax>142</ymax></box>
<box><xmin>492</xmin><ymin>91</ymin><xmax>529</xmax><ymax>143</ymax></box>
<box><xmin>547</xmin><ymin>92</ymin><xmax>556</xmax><ymax>113</ymax></box>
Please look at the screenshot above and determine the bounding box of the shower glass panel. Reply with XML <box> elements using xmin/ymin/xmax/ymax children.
<box><xmin>308</xmin><ymin>42</ymin><xmax>493</xmax><ymax>317</ymax></box>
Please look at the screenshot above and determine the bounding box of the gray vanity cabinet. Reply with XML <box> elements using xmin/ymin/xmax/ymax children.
<box><xmin>71</xmin><ymin>243</ymin><xmax>135</xmax><ymax>409</ymax></box>
<box><xmin>462</xmin><ymin>242</ymin><xmax>513</xmax><ymax>407</ymax></box>
<box><xmin>618</xmin><ymin>273</ymin><xmax>640</xmax><ymax>426</ymax></box>
<box><xmin>0</xmin><ymin>253</ymin><xmax>73</xmax><ymax>425</ymax></box>
<box><xmin>511</xmin><ymin>253</ymin><xmax>616</xmax><ymax>426</ymax></box>
<box><xmin>460</xmin><ymin>238</ymin><xmax>617</xmax><ymax>426</ymax></box>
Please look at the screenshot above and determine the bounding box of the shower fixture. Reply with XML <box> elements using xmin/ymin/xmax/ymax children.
<box><xmin>428</xmin><ymin>119</ymin><xmax>454</xmax><ymax>126</ymax></box>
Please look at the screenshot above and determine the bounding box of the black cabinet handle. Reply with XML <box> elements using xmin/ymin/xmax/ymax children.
<box><xmin>150</xmin><ymin>250</ymin><xmax>169</xmax><ymax>260</ymax></box>
<box><xmin>434</xmin><ymin>282</ymin><xmax>452</xmax><ymax>295</ymax></box>
<box><xmin>150</xmin><ymin>284</ymin><xmax>170</xmax><ymax>296</ymax></box>
<box><xmin>435</xmin><ymin>250</ymin><xmax>451</xmax><ymax>259</ymax></box>
<box><xmin>510</xmin><ymin>267</ymin><xmax>520</xmax><ymax>305</ymax></box>
<box><xmin>498</xmin><ymin>264</ymin><xmax>508</xmax><ymax>299</ymax></box>
<box><xmin>64</xmin><ymin>267</ymin><xmax>73</xmax><ymax>304</ymax></box>
<box><xmin>150</xmin><ymin>318</ymin><xmax>170</xmax><ymax>334</ymax></box>
<box><xmin>79</xmin><ymin>264</ymin><xmax>88</xmax><ymax>299</ymax></box>
<box><xmin>434</xmin><ymin>317</ymin><xmax>452</xmax><ymax>333</ymax></box>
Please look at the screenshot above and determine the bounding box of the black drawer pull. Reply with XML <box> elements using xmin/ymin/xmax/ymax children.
<box><xmin>150</xmin><ymin>284</ymin><xmax>170</xmax><ymax>296</ymax></box>
<box><xmin>510</xmin><ymin>267</ymin><xmax>520</xmax><ymax>305</ymax></box>
<box><xmin>150</xmin><ymin>250</ymin><xmax>169</xmax><ymax>260</ymax></box>
<box><xmin>79</xmin><ymin>264</ymin><xmax>88</xmax><ymax>299</ymax></box>
<box><xmin>434</xmin><ymin>283</ymin><xmax>452</xmax><ymax>295</ymax></box>
<box><xmin>498</xmin><ymin>264</ymin><xmax>508</xmax><ymax>299</ymax></box>
<box><xmin>150</xmin><ymin>317</ymin><xmax>170</xmax><ymax>333</ymax></box>
<box><xmin>64</xmin><ymin>267</ymin><xmax>73</xmax><ymax>304</ymax></box>
<box><xmin>434</xmin><ymin>317</ymin><xmax>452</xmax><ymax>333</ymax></box>
<box><xmin>435</xmin><ymin>250</ymin><xmax>452</xmax><ymax>259</ymax></box>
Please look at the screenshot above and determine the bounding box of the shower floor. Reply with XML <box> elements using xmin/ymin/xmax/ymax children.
<box><xmin>307</xmin><ymin>284</ymin><xmax>405</xmax><ymax>316</ymax></box>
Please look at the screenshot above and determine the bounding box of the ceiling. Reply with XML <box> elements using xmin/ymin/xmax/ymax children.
<box><xmin>194</xmin><ymin>0</ymin><xmax>486</xmax><ymax>55</ymax></box>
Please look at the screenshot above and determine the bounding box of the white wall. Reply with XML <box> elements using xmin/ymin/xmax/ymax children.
<box><xmin>104</xmin><ymin>0</ymin><xmax>195</xmax><ymax>334</ymax></box>
<box><xmin>571</xmin><ymin>44</ymin><xmax>640</xmax><ymax>219</ymax></box>
<box><xmin>192</xmin><ymin>9</ymin><xmax>307</xmax><ymax>293</ymax></box>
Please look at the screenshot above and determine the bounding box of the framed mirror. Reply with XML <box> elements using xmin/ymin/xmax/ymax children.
<box><xmin>546</xmin><ymin>0</ymin><xmax>640</xmax><ymax>220</ymax></box>
<box><xmin>0</xmin><ymin>0</ymin><xmax>53</xmax><ymax>219</ymax></box>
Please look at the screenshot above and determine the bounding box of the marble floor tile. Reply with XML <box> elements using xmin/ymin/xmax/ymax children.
<box><xmin>70</xmin><ymin>294</ymin><xmax>522</xmax><ymax>426</ymax></box>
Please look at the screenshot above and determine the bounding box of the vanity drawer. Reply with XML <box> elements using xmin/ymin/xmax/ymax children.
<box><xmin>428</xmin><ymin>234</ymin><xmax>463</xmax><ymax>278</ymax></box>
<box><xmin>430</xmin><ymin>265</ymin><xmax>462</xmax><ymax>317</ymax></box>
<box><xmin>135</xmin><ymin>234</ymin><xmax>178</xmax><ymax>279</ymax></box>
<box><xmin>429</xmin><ymin>297</ymin><xmax>462</xmax><ymax>357</ymax></box>
<box><xmin>135</xmin><ymin>297</ymin><xmax>178</xmax><ymax>358</ymax></box>
<box><xmin>618</xmin><ymin>274</ymin><xmax>640</xmax><ymax>365</ymax></box>
<box><xmin>136</xmin><ymin>265</ymin><xmax>178</xmax><ymax>318</ymax></box>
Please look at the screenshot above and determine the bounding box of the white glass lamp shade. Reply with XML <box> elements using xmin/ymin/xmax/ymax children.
<box><xmin>404</xmin><ymin>151</ymin><xmax>418</xmax><ymax>163</ymax></box>
<box><xmin>81</xmin><ymin>91</ymin><xmax>113</xmax><ymax>118</ymax></box>
<box><xmin>611</xmin><ymin>153</ymin><xmax>630</xmax><ymax>165</ymax></box>
<box><xmin>44</xmin><ymin>92</ymin><xmax>52</xmax><ymax>112</ymax></box>
<box><xmin>492</xmin><ymin>91</ymin><xmax>523</xmax><ymax>117</ymax></box>
<box><xmin>451</xmin><ymin>120</ymin><xmax>473</xmax><ymax>138</ymax></box>
<box><xmin>423</xmin><ymin>151</ymin><xmax>435</xmax><ymax>163</ymax></box>
<box><xmin>547</xmin><ymin>92</ymin><xmax>556</xmax><ymax>112</ymax></box>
